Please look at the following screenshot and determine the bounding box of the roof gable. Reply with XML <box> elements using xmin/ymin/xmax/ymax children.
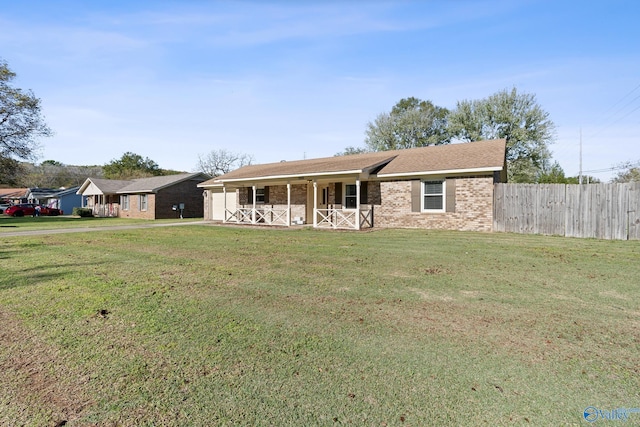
<box><xmin>77</xmin><ymin>178</ymin><xmax>132</xmax><ymax>195</ymax></box>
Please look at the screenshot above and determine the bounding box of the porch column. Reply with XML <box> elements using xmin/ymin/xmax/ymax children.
<box><xmin>223</xmin><ymin>186</ymin><xmax>227</xmax><ymax>223</ymax></box>
<box><xmin>251</xmin><ymin>184</ymin><xmax>257</xmax><ymax>224</ymax></box>
<box><xmin>355</xmin><ymin>179</ymin><xmax>361</xmax><ymax>230</ymax></box>
<box><xmin>287</xmin><ymin>182</ymin><xmax>291</xmax><ymax>226</ymax></box>
<box><xmin>313</xmin><ymin>181</ymin><xmax>318</xmax><ymax>227</ymax></box>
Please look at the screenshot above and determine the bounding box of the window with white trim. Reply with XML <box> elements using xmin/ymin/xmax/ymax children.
<box><xmin>423</xmin><ymin>180</ymin><xmax>445</xmax><ymax>212</ymax></box>
<box><xmin>139</xmin><ymin>194</ymin><xmax>148</xmax><ymax>211</ymax></box>
<box><xmin>344</xmin><ymin>184</ymin><xmax>357</xmax><ymax>209</ymax></box>
<box><xmin>121</xmin><ymin>195</ymin><xmax>129</xmax><ymax>211</ymax></box>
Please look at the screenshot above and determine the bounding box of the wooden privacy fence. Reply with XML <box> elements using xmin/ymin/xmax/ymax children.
<box><xmin>493</xmin><ymin>183</ymin><xmax>640</xmax><ymax>240</ymax></box>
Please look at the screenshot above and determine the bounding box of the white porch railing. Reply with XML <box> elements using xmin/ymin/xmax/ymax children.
<box><xmin>92</xmin><ymin>204</ymin><xmax>119</xmax><ymax>217</ymax></box>
<box><xmin>225</xmin><ymin>207</ymin><xmax>253</xmax><ymax>223</ymax></box>
<box><xmin>224</xmin><ymin>207</ymin><xmax>373</xmax><ymax>230</ymax></box>
<box><xmin>316</xmin><ymin>208</ymin><xmax>374</xmax><ymax>230</ymax></box>
<box><xmin>225</xmin><ymin>207</ymin><xmax>289</xmax><ymax>226</ymax></box>
<box><xmin>256</xmin><ymin>207</ymin><xmax>289</xmax><ymax>226</ymax></box>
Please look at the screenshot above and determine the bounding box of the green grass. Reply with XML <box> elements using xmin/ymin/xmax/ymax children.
<box><xmin>0</xmin><ymin>225</ymin><xmax>639</xmax><ymax>426</ymax></box>
<box><xmin>0</xmin><ymin>214</ymin><xmax>200</xmax><ymax>232</ymax></box>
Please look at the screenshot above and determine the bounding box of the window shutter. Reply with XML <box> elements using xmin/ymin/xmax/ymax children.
<box><xmin>334</xmin><ymin>183</ymin><xmax>342</xmax><ymax>205</ymax></box>
<box><xmin>264</xmin><ymin>186</ymin><xmax>270</xmax><ymax>204</ymax></box>
<box><xmin>446</xmin><ymin>178</ymin><xmax>456</xmax><ymax>212</ymax></box>
<box><xmin>247</xmin><ymin>187</ymin><xmax>253</xmax><ymax>204</ymax></box>
<box><xmin>411</xmin><ymin>180</ymin><xmax>421</xmax><ymax>212</ymax></box>
<box><xmin>359</xmin><ymin>182</ymin><xmax>368</xmax><ymax>204</ymax></box>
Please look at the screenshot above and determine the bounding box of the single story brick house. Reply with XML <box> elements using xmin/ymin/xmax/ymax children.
<box><xmin>77</xmin><ymin>173</ymin><xmax>209</xmax><ymax>219</ymax></box>
<box><xmin>198</xmin><ymin>139</ymin><xmax>507</xmax><ymax>231</ymax></box>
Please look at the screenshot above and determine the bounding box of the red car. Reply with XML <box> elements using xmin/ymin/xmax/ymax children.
<box><xmin>4</xmin><ymin>203</ymin><xmax>63</xmax><ymax>217</ymax></box>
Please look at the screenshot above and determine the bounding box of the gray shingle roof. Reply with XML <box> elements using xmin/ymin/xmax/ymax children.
<box><xmin>203</xmin><ymin>151</ymin><xmax>397</xmax><ymax>183</ymax></box>
<box><xmin>200</xmin><ymin>139</ymin><xmax>506</xmax><ymax>185</ymax></box>
<box><xmin>78</xmin><ymin>173</ymin><xmax>209</xmax><ymax>195</ymax></box>
<box><xmin>116</xmin><ymin>173</ymin><xmax>206</xmax><ymax>194</ymax></box>
<box><xmin>118</xmin><ymin>173</ymin><xmax>209</xmax><ymax>194</ymax></box>
<box><xmin>376</xmin><ymin>139</ymin><xmax>506</xmax><ymax>176</ymax></box>
<box><xmin>85</xmin><ymin>178</ymin><xmax>133</xmax><ymax>194</ymax></box>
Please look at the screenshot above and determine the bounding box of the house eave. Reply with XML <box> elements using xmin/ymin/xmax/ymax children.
<box><xmin>116</xmin><ymin>189</ymin><xmax>156</xmax><ymax>194</ymax></box>
<box><xmin>201</xmin><ymin>169</ymin><xmax>367</xmax><ymax>186</ymax></box>
<box><xmin>376</xmin><ymin>166</ymin><xmax>503</xmax><ymax>179</ymax></box>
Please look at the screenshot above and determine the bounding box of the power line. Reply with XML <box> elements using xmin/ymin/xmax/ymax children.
<box><xmin>589</xmin><ymin>94</ymin><xmax>640</xmax><ymax>138</ymax></box>
<box><xmin>598</xmin><ymin>82</ymin><xmax>640</xmax><ymax>117</ymax></box>
<box><xmin>585</xmin><ymin>83</ymin><xmax>640</xmax><ymax>139</ymax></box>
<box><xmin>582</xmin><ymin>161</ymin><xmax>640</xmax><ymax>175</ymax></box>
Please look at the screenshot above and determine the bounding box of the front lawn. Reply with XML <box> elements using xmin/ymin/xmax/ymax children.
<box><xmin>0</xmin><ymin>226</ymin><xmax>638</xmax><ymax>425</ymax></box>
<box><xmin>0</xmin><ymin>214</ymin><xmax>200</xmax><ymax>233</ymax></box>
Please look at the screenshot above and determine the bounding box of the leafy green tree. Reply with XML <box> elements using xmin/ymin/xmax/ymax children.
<box><xmin>0</xmin><ymin>59</ymin><xmax>52</xmax><ymax>171</ymax></box>
<box><xmin>103</xmin><ymin>152</ymin><xmax>162</xmax><ymax>180</ymax></box>
<box><xmin>448</xmin><ymin>88</ymin><xmax>555</xmax><ymax>183</ymax></box>
<box><xmin>0</xmin><ymin>157</ymin><xmax>25</xmax><ymax>186</ymax></box>
<box><xmin>576</xmin><ymin>175</ymin><xmax>601</xmax><ymax>184</ymax></box>
<box><xmin>530</xmin><ymin>160</ymin><xmax>601</xmax><ymax>184</ymax></box>
<box><xmin>364</xmin><ymin>97</ymin><xmax>450</xmax><ymax>151</ymax></box>
<box><xmin>41</xmin><ymin>159</ymin><xmax>63</xmax><ymax>167</ymax></box>
<box><xmin>537</xmin><ymin>161</ymin><xmax>570</xmax><ymax>183</ymax></box>
<box><xmin>335</xmin><ymin>146</ymin><xmax>369</xmax><ymax>156</ymax></box>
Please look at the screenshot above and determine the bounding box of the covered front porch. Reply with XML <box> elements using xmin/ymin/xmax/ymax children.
<box><xmin>82</xmin><ymin>194</ymin><xmax>119</xmax><ymax>217</ymax></box>
<box><xmin>217</xmin><ymin>179</ymin><xmax>374</xmax><ymax>230</ymax></box>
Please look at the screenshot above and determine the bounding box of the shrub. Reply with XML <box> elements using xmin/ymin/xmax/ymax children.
<box><xmin>72</xmin><ymin>207</ymin><xmax>93</xmax><ymax>217</ymax></box>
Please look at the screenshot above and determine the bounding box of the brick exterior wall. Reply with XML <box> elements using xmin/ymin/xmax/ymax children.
<box><xmin>119</xmin><ymin>194</ymin><xmax>156</xmax><ymax>220</ymax></box>
<box><xmin>119</xmin><ymin>178</ymin><xmax>205</xmax><ymax>219</ymax></box>
<box><xmin>375</xmin><ymin>176</ymin><xmax>494</xmax><ymax>231</ymax></box>
<box><xmin>213</xmin><ymin>176</ymin><xmax>493</xmax><ymax>231</ymax></box>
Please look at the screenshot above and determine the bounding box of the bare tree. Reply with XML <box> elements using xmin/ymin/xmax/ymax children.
<box><xmin>611</xmin><ymin>160</ymin><xmax>640</xmax><ymax>183</ymax></box>
<box><xmin>196</xmin><ymin>149</ymin><xmax>254</xmax><ymax>177</ymax></box>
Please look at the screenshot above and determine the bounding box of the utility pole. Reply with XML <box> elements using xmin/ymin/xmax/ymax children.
<box><xmin>579</xmin><ymin>127</ymin><xmax>583</xmax><ymax>184</ymax></box>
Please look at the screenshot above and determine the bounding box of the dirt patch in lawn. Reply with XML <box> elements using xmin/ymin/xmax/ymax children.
<box><xmin>0</xmin><ymin>307</ymin><xmax>93</xmax><ymax>426</ymax></box>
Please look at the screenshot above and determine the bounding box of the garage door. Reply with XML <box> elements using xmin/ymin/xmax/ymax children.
<box><xmin>211</xmin><ymin>189</ymin><xmax>236</xmax><ymax>221</ymax></box>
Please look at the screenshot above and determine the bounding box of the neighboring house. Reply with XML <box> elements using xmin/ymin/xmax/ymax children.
<box><xmin>25</xmin><ymin>188</ymin><xmax>59</xmax><ymax>204</ymax></box>
<box><xmin>199</xmin><ymin>139</ymin><xmax>507</xmax><ymax>231</ymax></box>
<box><xmin>45</xmin><ymin>187</ymin><xmax>82</xmax><ymax>214</ymax></box>
<box><xmin>24</xmin><ymin>187</ymin><xmax>82</xmax><ymax>213</ymax></box>
<box><xmin>77</xmin><ymin>178</ymin><xmax>131</xmax><ymax>217</ymax></box>
<box><xmin>0</xmin><ymin>188</ymin><xmax>29</xmax><ymax>204</ymax></box>
<box><xmin>77</xmin><ymin>173</ymin><xmax>209</xmax><ymax>219</ymax></box>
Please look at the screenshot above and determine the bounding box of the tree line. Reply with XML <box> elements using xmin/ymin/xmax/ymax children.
<box><xmin>1</xmin><ymin>149</ymin><xmax>256</xmax><ymax>188</ymax></box>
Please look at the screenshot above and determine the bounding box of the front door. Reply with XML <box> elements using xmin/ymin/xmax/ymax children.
<box><xmin>318</xmin><ymin>184</ymin><xmax>328</xmax><ymax>210</ymax></box>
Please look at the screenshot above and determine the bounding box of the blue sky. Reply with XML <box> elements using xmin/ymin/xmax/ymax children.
<box><xmin>1</xmin><ymin>0</ymin><xmax>638</xmax><ymax>181</ymax></box>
